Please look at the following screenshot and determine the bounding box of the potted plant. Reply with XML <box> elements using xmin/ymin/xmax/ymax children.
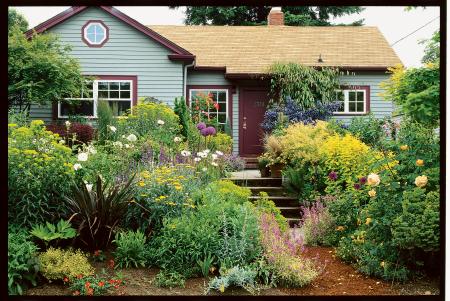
<box><xmin>263</xmin><ymin>134</ymin><xmax>285</xmax><ymax>178</ymax></box>
<box><xmin>268</xmin><ymin>158</ymin><xmax>285</xmax><ymax>178</ymax></box>
<box><xmin>257</xmin><ymin>156</ymin><xmax>271</xmax><ymax>177</ymax></box>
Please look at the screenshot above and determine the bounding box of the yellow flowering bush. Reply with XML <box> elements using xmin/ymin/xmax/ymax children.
<box><xmin>8</xmin><ymin>120</ymin><xmax>75</xmax><ymax>228</ymax></box>
<box><xmin>38</xmin><ymin>248</ymin><xmax>94</xmax><ymax>281</ymax></box>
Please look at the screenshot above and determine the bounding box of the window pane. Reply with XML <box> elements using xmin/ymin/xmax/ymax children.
<box><xmin>209</xmin><ymin>112</ymin><xmax>217</xmax><ymax>121</ymax></box>
<box><xmin>108</xmin><ymin>101</ymin><xmax>131</xmax><ymax>116</ymax></box>
<box><xmin>96</xmin><ymin>32</ymin><xmax>104</xmax><ymax>42</ymax></box>
<box><xmin>86</xmin><ymin>25</ymin><xmax>95</xmax><ymax>35</ymax></box>
<box><xmin>218</xmin><ymin>113</ymin><xmax>227</xmax><ymax>124</ymax></box>
<box><xmin>349</xmin><ymin>102</ymin><xmax>356</xmax><ymax>112</ymax></box>
<box><xmin>109</xmin><ymin>90</ymin><xmax>119</xmax><ymax>98</ymax></box>
<box><xmin>218</xmin><ymin>92</ymin><xmax>226</xmax><ymax>102</ymax></box>
<box><xmin>357</xmin><ymin>91</ymin><xmax>364</xmax><ymax>102</ymax></box>
<box><xmin>357</xmin><ymin>102</ymin><xmax>364</xmax><ymax>112</ymax></box>
<box><xmin>108</xmin><ymin>82</ymin><xmax>119</xmax><ymax>90</ymax></box>
<box><xmin>86</xmin><ymin>33</ymin><xmax>95</xmax><ymax>43</ymax></box>
<box><xmin>120</xmin><ymin>82</ymin><xmax>130</xmax><ymax>90</ymax></box>
<box><xmin>61</xmin><ymin>100</ymin><xmax>94</xmax><ymax>116</ymax></box>
<box><xmin>98</xmin><ymin>90</ymin><xmax>108</xmax><ymax>99</ymax></box>
<box><xmin>98</xmin><ymin>82</ymin><xmax>108</xmax><ymax>90</ymax></box>
<box><xmin>218</xmin><ymin>102</ymin><xmax>226</xmax><ymax>113</ymax></box>
<box><xmin>120</xmin><ymin>91</ymin><xmax>130</xmax><ymax>99</ymax></box>
<box><xmin>349</xmin><ymin>92</ymin><xmax>356</xmax><ymax>102</ymax></box>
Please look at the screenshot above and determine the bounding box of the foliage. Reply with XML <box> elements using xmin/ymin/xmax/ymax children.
<box><xmin>30</xmin><ymin>219</ymin><xmax>77</xmax><ymax>248</ymax></box>
<box><xmin>282</xmin><ymin>164</ymin><xmax>326</xmax><ymax>202</ymax></box>
<box><xmin>197</xmin><ymin>253</ymin><xmax>215</xmax><ymax>277</ymax></box>
<box><xmin>347</xmin><ymin>114</ymin><xmax>385</xmax><ymax>147</ymax></box>
<box><xmin>154</xmin><ymin>270</ymin><xmax>185</xmax><ymax>288</ymax></box>
<box><xmin>300</xmin><ymin>201</ymin><xmax>335</xmax><ymax>246</ymax></box>
<box><xmin>64</xmin><ymin>175</ymin><xmax>136</xmax><ymax>250</ymax></box>
<box><xmin>67</xmin><ymin>273</ymin><xmax>125</xmax><ymax>296</ymax></box>
<box><xmin>46</xmin><ymin>122</ymin><xmax>95</xmax><ymax>145</ymax></box>
<box><xmin>173</xmin><ymin>97</ymin><xmax>191</xmax><ymax>139</ymax></box>
<box><xmin>8</xmin><ymin>8</ymin><xmax>29</xmax><ymax>33</ymax></box>
<box><xmin>8</xmin><ymin>230</ymin><xmax>40</xmax><ymax>295</ymax></box>
<box><xmin>97</xmin><ymin>100</ymin><xmax>116</xmax><ymax>144</ymax></box>
<box><xmin>113</xmin><ymin>230</ymin><xmax>147</xmax><ymax>268</ymax></box>
<box><xmin>8</xmin><ymin>120</ymin><xmax>75</xmax><ymax>228</ymax></box>
<box><xmin>207</xmin><ymin>266</ymin><xmax>259</xmax><ymax>295</ymax></box>
<box><xmin>209</xmin><ymin>132</ymin><xmax>233</xmax><ymax>153</ymax></box>
<box><xmin>253</xmin><ymin>192</ymin><xmax>288</xmax><ymax>232</ymax></box>
<box><xmin>221</xmin><ymin>154</ymin><xmax>246</xmax><ymax>172</ymax></box>
<box><xmin>261</xmin><ymin>97</ymin><xmax>341</xmax><ymax>132</ymax></box>
<box><xmin>202</xmin><ymin>180</ymin><xmax>251</xmax><ymax>205</ymax></box>
<box><xmin>267</xmin><ymin>63</ymin><xmax>340</xmax><ymax>109</ymax></box>
<box><xmin>420</xmin><ymin>30</ymin><xmax>439</xmax><ymax>64</ymax></box>
<box><xmin>259</xmin><ymin>213</ymin><xmax>318</xmax><ymax>287</ymax></box>
<box><xmin>8</xmin><ymin>109</ymin><xmax>29</xmax><ymax>127</ymax></box>
<box><xmin>8</xmin><ymin>27</ymin><xmax>86</xmax><ymax>112</ymax></box>
<box><xmin>38</xmin><ymin>247</ymin><xmax>94</xmax><ymax>281</ymax></box>
<box><xmin>380</xmin><ymin>63</ymin><xmax>439</xmax><ymax>127</ymax></box>
<box><xmin>176</xmin><ymin>6</ymin><xmax>363</xmax><ymax>26</ymax></box>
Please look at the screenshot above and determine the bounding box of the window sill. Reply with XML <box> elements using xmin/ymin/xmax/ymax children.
<box><xmin>333</xmin><ymin>112</ymin><xmax>369</xmax><ymax>116</ymax></box>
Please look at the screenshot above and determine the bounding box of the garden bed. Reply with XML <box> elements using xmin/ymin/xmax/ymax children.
<box><xmin>26</xmin><ymin>246</ymin><xmax>439</xmax><ymax>296</ymax></box>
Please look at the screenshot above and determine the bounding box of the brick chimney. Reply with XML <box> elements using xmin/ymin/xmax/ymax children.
<box><xmin>268</xmin><ymin>7</ymin><xmax>284</xmax><ymax>26</ymax></box>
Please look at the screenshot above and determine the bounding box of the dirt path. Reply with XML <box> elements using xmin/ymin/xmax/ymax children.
<box><xmin>26</xmin><ymin>246</ymin><xmax>440</xmax><ymax>296</ymax></box>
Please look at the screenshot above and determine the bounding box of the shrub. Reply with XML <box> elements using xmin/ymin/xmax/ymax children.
<box><xmin>258</xmin><ymin>213</ymin><xmax>318</xmax><ymax>287</ymax></box>
<box><xmin>221</xmin><ymin>154</ymin><xmax>246</xmax><ymax>172</ymax></box>
<box><xmin>154</xmin><ymin>270</ymin><xmax>185</xmax><ymax>288</ymax></box>
<box><xmin>67</xmin><ymin>274</ymin><xmax>122</xmax><ymax>296</ymax></box>
<box><xmin>8</xmin><ymin>230</ymin><xmax>40</xmax><ymax>295</ymax></box>
<box><xmin>253</xmin><ymin>192</ymin><xmax>288</xmax><ymax>233</ymax></box>
<box><xmin>8</xmin><ymin>120</ymin><xmax>75</xmax><ymax>228</ymax></box>
<box><xmin>113</xmin><ymin>230</ymin><xmax>147</xmax><ymax>268</ymax></box>
<box><xmin>46</xmin><ymin>122</ymin><xmax>95</xmax><ymax>145</ymax></box>
<box><xmin>64</xmin><ymin>175</ymin><xmax>136</xmax><ymax>250</ymax></box>
<box><xmin>38</xmin><ymin>247</ymin><xmax>94</xmax><ymax>281</ymax></box>
<box><xmin>300</xmin><ymin>201</ymin><xmax>335</xmax><ymax>246</ymax></box>
<box><xmin>30</xmin><ymin>219</ymin><xmax>77</xmax><ymax>249</ymax></box>
<box><xmin>347</xmin><ymin>114</ymin><xmax>384</xmax><ymax>147</ymax></box>
<box><xmin>202</xmin><ymin>180</ymin><xmax>251</xmax><ymax>205</ymax></box>
<box><xmin>207</xmin><ymin>266</ymin><xmax>258</xmax><ymax>294</ymax></box>
<box><xmin>209</xmin><ymin>132</ymin><xmax>233</xmax><ymax>153</ymax></box>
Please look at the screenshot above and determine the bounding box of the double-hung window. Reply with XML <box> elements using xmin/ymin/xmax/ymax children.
<box><xmin>189</xmin><ymin>89</ymin><xmax>229</xmax><ymax>127</ymax></box>
<box><xmin>58</xmin><ymin>78</ymin><xmax>134</xmax><ymax>118</ymax></box>
<box><xmin>334</xmin><ymin>86</ymin><xmax>369</xmax><ymax>115</ymax></box>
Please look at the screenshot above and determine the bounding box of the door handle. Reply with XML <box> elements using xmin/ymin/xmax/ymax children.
<box><xmin>243</xmin><ymin>116</ymin><xmax>247</xmax><ymax>130</ymax></box>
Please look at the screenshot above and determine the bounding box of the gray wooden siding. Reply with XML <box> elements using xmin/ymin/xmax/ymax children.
<box><xmin>29</xmin><ymin>104</ymin><xmax>53</xmax><ymax>122</ymax></box>
<box><xmin>31</xmin><ymin>6</ymin><xmax>184</xmax><ymax>120</ymax></box>
<box><xmin>187</xmin><ymin>70</ymin><xmax>232</xmax><ymax>86</ymax></box>
<box><xmin>232</xmin><ymin>89</ymin><xmax>239</xmax><ymax>154</ymax></box>
<box><xmin>334</xmin><ymin>73</ymin><xmax>393</xmax><ymax>124</ymax></box>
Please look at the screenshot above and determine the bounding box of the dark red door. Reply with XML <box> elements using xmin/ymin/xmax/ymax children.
<box><xmin>240</xmin><ymin>88</ymin><xmax>269</xmax><ymax>156</ymax></box>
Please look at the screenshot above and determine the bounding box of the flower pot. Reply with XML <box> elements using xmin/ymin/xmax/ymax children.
<box><xmin>259</xmin><ymin>166</ymin><xmax>270</xmax><ymax>178</ymax></box>
<box><xmin>269</xmin><ymin>163</ymin><xmax>284</xmax><ymax>178</ymax></box>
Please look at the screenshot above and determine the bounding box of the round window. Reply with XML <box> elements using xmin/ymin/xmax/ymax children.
<box><xmin>82</xmin><ymin>21</ymin><xmax>108</xmax><ymax>46</ymax></box>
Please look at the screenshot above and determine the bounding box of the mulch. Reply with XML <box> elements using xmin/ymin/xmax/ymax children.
<box><xmin>26</xmin><ymin>246</ymin><xmax>440</xmax><ymax>296</ymax></box>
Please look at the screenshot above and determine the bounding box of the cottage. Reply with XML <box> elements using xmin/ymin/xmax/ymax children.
<box><xmin>25</xmin><ymin>6</ymin><xmax>402</xmax><ymax>156</ymax></box>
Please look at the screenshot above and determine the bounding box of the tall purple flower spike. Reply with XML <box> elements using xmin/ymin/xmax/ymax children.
<box><xmin>200</xmin><ymin>127</ymin><xmax>209</xmax><ymax>137</ymax></box>
<box><xmin>206</xmin><ymin>126</ymin><xmax>216</xmax><ymax>136</ymax></box>
<box><xmin>197</xmin><ymin>122</ymin><xmax>206</xmax><ymax>130</ymax></box>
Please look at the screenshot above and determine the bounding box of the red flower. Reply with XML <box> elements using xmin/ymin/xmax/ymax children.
<box><xmin>108</xmin><ymin>279</ymin><xmax>115</xmax><ymax>284</ymax></box>
<box><xmin>87</xmin><ymin>288</ymin><xmax>94</xmax><ymax>296</ymax></box>
<box><xmin>195</xmin><ymin>106</ymin><xmax>199</xmax><ymax>110</ymax></box>
<box><xmin>108</xmin><ymin>259</ymin><xmax>115</xmax><ymax>269</ymax></box>
<box><xmin>73</xmin><ymin>290</ymin><xmax>80</xmax><ymax>296</ymax></box>
<box><xmin>76</xmin><ymin>274</ymin><xmax>83</xmax><ymax>279</ymax></box>
<box><xmin>63</xmin><ymin>277</ymin><xmax>69</xmax><ymax>283</ymax></box>
<box><xmin>85</xmin><ymin>281</ymin><xmax>91</xmax><ymax>288</ymax></box>
<box><xmin>114</xmin><ymin>285</ymin><xmax>119</xmax><ymax>289</ymax></box>
<box><xmin>94</xmin><ymin>250</ymin><xmax>100</xmax><ymax>256</ymax></box>
<box><xmin>98</xmin><ymin>281</ymin><xmax>105</xmax><ymax>287</ymax></box>
<box><xmin>116</xmin><ymin>279</ymin><xmax>122</xmax><ymax>284</ymax></box>
<box><xmin>213</xmin><ymin>102</ymin><xmax>219</xmax><ymax>110</ymax></box>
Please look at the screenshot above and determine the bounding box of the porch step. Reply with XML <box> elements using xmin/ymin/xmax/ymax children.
<box><xmin>242</xmin><ymin>157</ymin><xmax>259</xmax><ymax>170</ymax></box>
<box><xmin>278</xmin><ymin>207</ymin><xmax>302</xmax><ymax>218</ymax></box>
<box><xmin>249</xmin><ymin>186</ymin><xmax>287</xmax><ymax>196</ymax></box>
<box><xmin>228</xmin><ymin>177</ymin><xmax>282</xmax><ymax>187</ymax></box>
<box><xmin>248</xmin><ymin>195</ymin><xmax>299</xmax><ymax>207</ymax></box>
<box><xmin>287</xmin><ymin>218</ymin><xmax>302</xmax><ymax>227</ymax></box>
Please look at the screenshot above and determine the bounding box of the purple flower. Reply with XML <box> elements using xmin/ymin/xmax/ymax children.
<box><xmin>359</xmin><ymin>177</ymin><xmax>367</xmax><ymax>185</ymax></box>
<box><xmin>354</xmin><ymin>183</ymin><xmax>361</xmax><ymax>190</ymax></box>
<box><xmin>328</xmin><ymin>171</ymin><xmax>338</xmax><ymax>181</ymax></box>
<box><xmin>206</xmin><ymin>126</ymin><xmax>216</xmax><ymax>136</ymax></box>
<box><xmin>200</xmin><ymin>127</ymin><xmax>209</xmax><ymax>136</ymax></box>
<box><xmin>200</xmin><ymin>126</ymin><xmax>216</xmax><ymax>137</ymax></box>
<box><xmin>196</xmin><ymin>122</ymin><xmax>206</xmax><ymax>130</ymax></box>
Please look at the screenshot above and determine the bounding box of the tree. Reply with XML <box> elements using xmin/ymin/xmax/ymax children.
<box><xmin>8</xmin><ymin>8</ymin><xmax>28</xmax><ymax>34</ymax></box>
<box><xmin>420</xmin><ymin>30</ymin><xmax>439</xmax><ymax>64</ymax></box>
<box><xmin>8</xmin><ymin>27</ymin><xmax>87</xmax><ymax>113</ymax></box>
<box><xmin>172</xmin><ymin>6</ymin><xmax>364</xmax><ymax>26</ymax></box>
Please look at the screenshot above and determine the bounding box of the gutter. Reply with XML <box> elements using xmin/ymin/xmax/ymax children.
<box><xmin>183</xmin><ymin>59</ymin><xmax>196</xmax><ymax>100</ymax></box>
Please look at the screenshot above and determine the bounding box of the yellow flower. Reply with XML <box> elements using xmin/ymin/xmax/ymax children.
<box><xmin>167</xmin><ymin>202</ymin><xmax>176</xmax><ymax>206</ymax></box>
<box><xmin>140</xmin><ymin>194</ymin><xmax>148</xmax><ymax>197</ymax></box>
<box><xmin>365</xmin><ymin>217</ymin><xmax>372</xmax><ymax>225</ymax></box>
<box><xmin>138</xmin><ymin>181</ymin><xmax>145</xmax><ymax>187</ymax></box>
<box><xmin>174</xmin><ymin>185</ymin><xmax>182</xmax><ymax>191</ymax></box>
<box><xmin>158</xmin><ymin>196</ymin><xmax>167</xmax><ymax>199</ymax></box>
<box><xmin>416</xmin><ymin>159</ymin><xmax>424</xmax><ymax>166</ymax></box>
<box><xmin>219</xmin><ymin>284</ymin><xmax>225</xmax><ymax>293</ymax></box>
<box><xmin>23</xmin><ymin>149</ymin><xmax>38</xmax><ymax>156</ymax></box>
<box><xmin>368</xmin><ymin>189</ymin><xmax>376</xmax><ymax>197</ymax></box>
<box><xmin>415</xmin><ymin>175</ymin><xmax>428</xmax><ymax>188</ymax></box>
<box><xmin>30</xmin><ymin>120</ymin><xmax>45</xmax><ymax>127</ymax></box>
<box><xmin>380</xmin><ymin>261</ymin><xmax>385</xmax><ymax>267</ymax></box>
<box><xmin>8</xmin><ymin>123</ymin><xmax>18</xmax><ymax>128</ymax></box>
<box><xmin>336</xmin><ymin>226</ymin><xmax>345</xmax><ymax>231</ymax></box>
<box><xmin>367</xmin><ymin>173</ymin><xmax>380</xmax><ymax>186</ymax></box>
<box><xmin>400</xmin><ymin>145</ymin><xmax>408</xmax><ymax>151</ymax></box>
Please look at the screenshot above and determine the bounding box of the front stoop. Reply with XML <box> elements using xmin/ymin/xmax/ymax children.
<box><xmin>228</xmin><ymin>173</ymin><xmax>301</xmax><ymax>227</ymax></box>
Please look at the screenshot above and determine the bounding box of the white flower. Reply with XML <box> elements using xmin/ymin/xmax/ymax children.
<box><xmin>113</xmin><ymin>141</ymin><xmax>123</xmax><ymax>148</ymax></box>
<box><xmin>157</xmin><ymin>119</ymin><xmax>165</xmax><ymax>125</ymax></box>
<box><xmin>211</xmin><ymin>154</ymin><xmax>218</xmax><ymax>160</ymax></box>
<box><xmin>174</xmin><ymin>136</ymin><xmax>182</xmax><ymax>143</ymax></box>
<box><xmin>367</xmin><ymin>173</ymin><xmax>381</xmax><ymax>186</ymax></box>
<box><xmin>65</xmin><ymin>120</ymin><xmax>71</xmax><ymax>128</ymax></box>
<box><xmin>121</xmin><ymin>135</ymin><xmax>126</xmax><ymax>139</ymax></box>
<box><xmin>181</xmin><ymin>150</ymin><xmax>191</xmax><ymax>157</ymax></box>
<box><xmin>203</xmin><ymin>149</ymin><xmax>210</xmax><ymax>154</ymax></box>
<box><xmin>415</xmin><ymin>175</ymin><xmax>428</xmax><ymax>188</ymax></box>
<box><xmin>87</xmin><ymin>145</ymin><xmax>97</xmax><ymax>154</ymax></box>
<box><xmin>198</xmin><ymin>151</ymin><xmax>207</xmax><ymax>158</ymax></box>
<box><xmin>215</xmin><ymin>150</ymin><xmax>223</xmax><ymax>156</ymax></box>
<box><xmin>85</xmin><ymin>183</ymin><xmax>93</xmax><ymax>192</ymax></box>
<box><xmin>77</xmin><ymin>152</ymin><xmax>88</xmax><ymax>162</ymax></box>
<box><xmin>211</xmin><ymin>162</ymin><xmax>218</xmax><ymax>167</ymax></box>
<box><xmin>108</xmin><ymin>125</ymin><xmax>117</xmax><ymax>133</ymax></box>
<box><xmin>127</xmin><ymin>134</ymin><xmax>137</xmax><ymax>142</ymax></box>
<box><xmin>59</xmin><ymin>140</ymin><xmax>65</xmax><ymax>145</ymax></box>
<box><xmin>125</xmin><ymin>144</ymin><xmax>130</xmax><ymax>148</ymax></box>
<box><xmin>194</xmin><ymin>157</ymin><xmax>201</xmax><ymax>162</ymax></box>
<box><xmin>73</xmin><ymin>163</ymin><xmax>82</xmax><ymax>171</ymax></box>
<box><xmin>202</xmin><ymin>167</ymin><xmax>208</xmax><ymax>172</ymax></box>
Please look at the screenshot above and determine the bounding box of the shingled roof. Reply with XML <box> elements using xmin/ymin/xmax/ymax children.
<box><xmin>149</xmin><ymin>25</ymin><xmax>403</xmax><ymax>74</ymax></box>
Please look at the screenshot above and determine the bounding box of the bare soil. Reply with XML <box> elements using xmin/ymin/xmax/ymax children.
<box><xmin>26</xmin><ymin>246</ymin><xmax>440</xmax><ymax>296</ymax></box>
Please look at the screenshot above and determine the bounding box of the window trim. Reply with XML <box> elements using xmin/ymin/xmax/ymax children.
<box><xmin>333</xmin><ymin>85</ymin><xmax>370</xmax><ymax>116</ymax></box>
<box><xmin>56</xmin><ymin>75</ymin><xmax>137</xmax><ymax>119</ymax></box>
<box><xmin>186</xmin><ymin>85</ymin><xmax>234</xmax><ymax>129</ymax></box>
<box><xmin>81</xmin><ymin>20</ymin><xmax>109</xmax><ymax>47</ymax></box>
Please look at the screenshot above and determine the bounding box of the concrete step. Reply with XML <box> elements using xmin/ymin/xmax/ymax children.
<box><xmin>278</xmin><ymin>206</ymin><xmax>302</xmax><ymax>218</ymax></box>
<box><xmin>228</xmin><ymin>177</ymin><xmax>282</xmax><ymax>187</ymax></box>
<box><xmin>242</xmin><ymin>157</ymin><xmax>258</xmax><ymax>163</ymax></box>
<box><xmin>245</xmin><ymin>163</ymin><xmax>258</xmax><ymax>169</ymax></box>
<box><xmin>249</xmin><ymin>186</ymin><xmax>287</xmax><ymax>196</ymax></box>
<box><xmin>248</xmin><ymin>195</ymin><xmax>299</xmax><ymax>207</ymax></box>
<box><xmin>287</xmin><ymin>218</ymin><xmax>302</xmax><ymax>228</ymax></box>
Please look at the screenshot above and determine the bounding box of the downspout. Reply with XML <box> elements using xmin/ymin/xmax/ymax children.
<box><xmin>183</xmin><ymin>59</ymin><xmax>196</xmax><ymax>101</ymax></box>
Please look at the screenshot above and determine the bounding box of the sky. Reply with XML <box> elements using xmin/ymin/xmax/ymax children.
<box><xmin>11</xmin><ymin>6</ymin><xmax>440</xmax><ymax>67</ymax></box>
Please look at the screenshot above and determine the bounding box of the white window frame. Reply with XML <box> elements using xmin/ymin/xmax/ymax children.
<box><xmin>83</xmin><ymin>22</ymin><xmax>107</xmax><ymax>45</ymax></box>
<box><xmin>333</xmin><ymin>89</ymin><xmax>367</xmax><ymax>115</ymax></box>
<box><xmin>58</xmin><ymin>79</ymin><xmax>133</xmax><ymax>119</ymax></box>
<box><xmin>189</xmin><ymin>89</ymin><xmax>229</xmax><ymax>125</ymax></box>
